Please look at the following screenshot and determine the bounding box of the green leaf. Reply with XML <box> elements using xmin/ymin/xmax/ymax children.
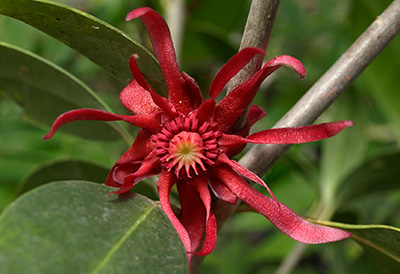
<box><xmin>319</xmin><ymin>91</ymin><xmax>368</xmax><ymax>209</ymax></box>
<box><xmin>0</xmin><ymin>42</ymin><xmax>131</xmax><ymax>141</ymax></box>
<box><xmin>0</xmin><ymin>181</ymin><xmax>188</xmax><ymax>273</ymax></box>
<box><xmin>15</xmin><ymin>160</ymin><xmax>110</xmax><ymax>196</ymax></box>
<box><xmin>309</xmin><ymin>220</ymin><xmax>400</xmax><ymax>274</ymax></box>
<box><xmin>0</xmin><ymin>0</ymin><xmax>167</xmax><ymax>95</ymax></box>
<box><xmin>338</xmin><ymin>151</ymin><xmax>400</xmax><ymax>202</ymax></box>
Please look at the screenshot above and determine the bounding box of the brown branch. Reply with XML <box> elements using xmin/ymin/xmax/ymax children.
<box><xmin>240</xmin><ymin>0</ymin><xmax>400</xmax><ymax>174</ymax></box>
<box><xmin>212</xmin><ymin>0</ymin><xmax>400</xmax><ymax>262</ymax></box>
<box><xmin>227</xmin><ymin>0</ymin><xmax>281</xmax><ymax>130</ymax></box>
<box><xmin>190</xmin><ymin>0</ymin><xmax>281</xmax><ymax>272</ymax></box>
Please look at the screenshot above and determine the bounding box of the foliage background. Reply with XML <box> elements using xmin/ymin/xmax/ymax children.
<box><xmin>0</xmin><ymin>0</ymin><xmax>399</xmax><ymax>273</ymax></box>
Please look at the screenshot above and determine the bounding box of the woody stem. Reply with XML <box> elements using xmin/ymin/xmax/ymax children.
<box><xmin>216</xmin><ymin>0</ymin><xmax>400</xmax><ymax>273</ymax></box>
<box><xmin>190</xmin><ymin>0</ymin><xmax>281</xmax><ymax>272</ymax></box>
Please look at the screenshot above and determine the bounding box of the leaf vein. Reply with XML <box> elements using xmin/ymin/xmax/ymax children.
<box><xmin>91</xmin><ymin>203</ymin><xmax>156</xmax><ymax>273</ymax></box>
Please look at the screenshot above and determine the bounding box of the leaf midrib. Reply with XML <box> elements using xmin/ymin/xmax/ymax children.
<box><xmin>91</xmin><ymin>203</ymin><xmax>156</xmax><ymax>273</ymax></box>
<box><xmin>351</xmin><ymin>233</ymin><xmax>400</xmax><ymax>264</ymax></box>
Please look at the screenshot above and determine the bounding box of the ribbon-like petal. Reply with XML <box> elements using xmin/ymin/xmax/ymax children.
<box><xmin>157</xmin><ymin>170</ymin><xmax>192</xmax><ymax>262</ymax></box>
<box><xmin>214</xmin><ymin>165</ymin><xmax>351</xmax><ymax>243</ymax></box>
<box><xmin>43</xmin><ymin>109</ymin><xmax>162</xmax><ymax>140</ymax></box>
<box><xmin>214</xmin><ymin>55</ymin><xmax>306</xmax><ymax>131</ymax></box>
<box><xmin>192</xmin><ymin>176</ymin><xmax>217</xmax><ymax>256</ymax></box>
<box><xmin>209</xmin><ymin>177</ymin><xmax>238</xmax><ymax>205</ymax></box>
<box><xmin>126</xmin><ymin>8</ymin><xmax>192</xmax><ymax>114</ymax></box>
<box><xmin>108</xmin><ymin>152</ymin><xmax>161</xmax><ymax>194</ymax></box>
<box><xmin>209</xmin><ymin>47</ymin><xmax>265</xmax><ymax>99</ymax></box>
<box><xmin>219</xmin><ymin>121</ymin><xmax>354</xmax><ymax>149</ymax></box>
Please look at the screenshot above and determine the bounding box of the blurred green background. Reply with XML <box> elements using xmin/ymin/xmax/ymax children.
<box><xmin>1</xmin><ymin>0</ymin><xmax>399</xmax><ymax>273</ymax></box>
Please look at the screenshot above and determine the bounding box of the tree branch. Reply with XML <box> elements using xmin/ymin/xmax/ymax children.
<box><xmin>212</xmin><ymin>0</ymin><xmax>400</xmax><ymax>256</ymax></box>
<box><xmin>227</xmin><ymin>0</ymin><xmax>281</xmax><ymax>129</ymax></box>
<box><xmin>190</xmin><ymin>0</ymin><xmax>281</xmax><ymax>272</ymax></box>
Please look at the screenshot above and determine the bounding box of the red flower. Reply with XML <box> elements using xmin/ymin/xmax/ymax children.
<box><xmin>44</xmin><ymin>7</ymin><xmax>352</xmax><ymax>265</ymax></box>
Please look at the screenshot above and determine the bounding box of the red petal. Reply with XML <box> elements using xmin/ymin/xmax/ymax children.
<box><xmin>192</xmin><ymin>176</ymin><xmax>217</xmax><ymax>256</ymax></box>
<box><xmin>108</xmin><ymin>152</ymin><xmax>161</xmax><ymax>194</ymax></box>
<box><xmin>217</xmin><ymin>153</ymin><xmax>276</xmax><ymax>201</ymax></box>
<box><xmin>245</xmin><ymin>121</ymin><xmax>354</xmax><ymax>144</ymax></box>
<box><xmin>218</xmin><ymin>133</ymin><xmax>248</xmax><ymax>152</ymax></box>
<box><xmin>119</xmin><ymin>129</ymin><xmax>155</xmax><ymax>164</ymax></box>
<box><xmin>126</xmin><ymin>8</ymin><xmax>192</xmax><ymax>114</ymax></box>
<box><xmin>128</xmin><ymin>54</ymin><xmax>152</xmax><ymax>90</ymax></box>
<box><xmin>182</xmin><ymin>72</ymin><xmax>204</xmax><ymax>110</ymax></box>
<box><xmin>218</xmin><ymin>105</ymin><xmax>267</xmax><ymax>157</ymax></box>
<box><xmin>209</xmin><ymin>177</ymin><xmax>238</xmax><ymax>205</ymax></box>
<box><xmin>157</xmin><ymin>170</ymin><xmax>192</xmax><ymax>262</ymax></box>
<box><xmin>219</xmin><ymin>121</ymin><xmax>354</xmax><ymax>151</ymax></box>
<box><xmin>178</xmin><ymin>180</ymin><xmax>206</xmax><ymax>255</ymax></box>
<box><xmin>120</xmin><ymin>79</ymin><xmax>161</xmax><ymax>115</ymax></box>
<box><xmin>209</xmin><ymin>47</ymin><xmax>265</xmax><ymax>99</ymax></box>
<box><xmin>233</xmin><ymin>104</ymin><xmax>267</xmax><ymax>137</ymax></box>
<box><xmin>43</xmin><ymin>109</ymin><xmax>163</xmax><ymax>139</ymax></box>
<box><xmin>196</xmin><ymin>99</ymin><xmax>216</xmax><ymax>126</ymax></box>
<box><xmin>214</xmin><ymin>55</ymin><xmax>306</xmax><ymax>132</ymax></box>
<box><xmin>106</xmin><ymin>130</ymin><xmax>156</xmax><ymax>187</ymax></box>
<box><xmin>214</xmin><ymin>165</ymin><xmax>351</xmax><ymax>244</ymax></box>
<box><xmin>128</xmin><ymin>55</ymin><xmax>177</xmax><ymax>118</ymax></box>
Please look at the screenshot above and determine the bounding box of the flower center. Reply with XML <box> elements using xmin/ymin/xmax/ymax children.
<box><xmin>153</xmin><ymin>114</ymin><xmax>220</xmax><ymax>179</ymax></box>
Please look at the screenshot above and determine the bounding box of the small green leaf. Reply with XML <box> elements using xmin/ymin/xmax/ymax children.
<box><xmin>16</xmin><ymin>160</ymin><xmax>110</xmax><ymax>196</ymax></box>
<box><xmin>310</xmin><ymin>220</ymin><xmax>400</xmax><ymax>274</ymax></box>
<box><xmin>0</xmin><ymin>42</ymin><xmax>131</xmax><ymax>141</ymax></box>
<box><xmin>0</xmin><ymin>0</ymin><xmax>167</xmax><ymax>94</ymax></box>
<box><xmin>0</xmin><ymin>181</ymin><xmax>188</xmax><ymax>273</ymax></box>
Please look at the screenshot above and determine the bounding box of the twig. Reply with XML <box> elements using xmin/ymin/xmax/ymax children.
<box><xmin>190</xmin><ymin>0</ymin><xmax>281</xmax><ymax>272</ymax></box>
<box><xmin>240</xmin><ymin>0</ymin><xmax>400</xmax><ymax>177</ymax></box>
<box><xmin>212</xmin><ymin>0</ymin><xmax>400</xmax><ymax>273</ymax></box>
<box><xmin>227</xmin><ymin>0</ymin><xmax>281</xmax><ymax>130</ymax></box>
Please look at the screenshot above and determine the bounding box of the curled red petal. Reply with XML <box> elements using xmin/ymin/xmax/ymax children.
<box><xmin>157</xmin><ymin>170</ymin><xmax>192</xmax><ymax>262</ymax></box>
<box><xmin>214</xmin><ymin>165</ymin><xmax>351</xmax><ymax>244</ymax></box>
<box><xmin>217</xmin><ymin>153</ymin><xmax>277</xmax><ymax>201</ymax></box>
<box><xmin>178</xmin><ymin>180</ymin><xmax>206</xmax><ymax>255</ymax></box>
<box><xmin>246</xmin><ymin>121</ymin><xmax>354</xmax><ymax>144</ymax></box>
<box><xmin>214</xmin><ymin>55</ymin><xmax>306</xmax><ymax>132</ymax></box>
<box><xmin>42</xmin><ymin>109</ymin><xmax>162</xmax><ymax>139</ymax></box>
<box><xmin>108</xmin><ymin>152</ymin><xmax>161</xmax><ymax>195</ymax></box>
<box><xmin>209</xmin><ymin>177</ymin><xmax>238</xmax><ymax>205</ymax></box>
<box><xmin>192</xmin><ymin>176</ymin><xmax>217</xmax><ymax>256</ymax></box>
<box><xmin>105</xmin><ymin>129</ymin><xmax>153</xmax><ymax>187</ymax></box>
<box><xmin>209</xmin><ymin>47</ymin><xmax>265</xmax><ymax>99</ymax></box>
<box><xmin>129</xmin><ymin>54</ymin><xmax>152</xmax><ymax>91</ymax></box>
<box><xmin>126</xmin><ymin>8</ymin><xmax>192</xmax><ymax>114</ymax></box>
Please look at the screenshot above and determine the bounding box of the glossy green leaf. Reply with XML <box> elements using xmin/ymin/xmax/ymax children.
<box><xmin>309</xmin><ymin>220</ymin><xmax>400</xmax><ymax>274</ymax></box>
<box><xmin>0</xmin><ymin>0</ymin><xmax>167</xmax><ymax>94</ymax></box>
<box><xmin>15</xmin><ymin>160</ymin><xmax>109</xmax><ymax>196</ymax></box>
<box><xmin>16</xmin><ymin>159</ymin><xmax>160</xmax><ymax>201</ymax></box>
<box><xmin>0</xmin><ymin>42</ymin><xmax>132</xmax><ymax>141</ymax></box>
<box><xmin>0</xmin><ymin>181</ymin><xmax>188</xmax><ymax>273</ymax></box>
